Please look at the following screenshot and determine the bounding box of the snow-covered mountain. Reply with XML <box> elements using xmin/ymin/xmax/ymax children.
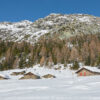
<box><xmin>1</xmin><ymin>14</ymin><xmax>100</xmax><ymax>100</ymax></box>
<box><xmin>0</xmin><ymin>13</ymin><xmax>100</xmax><ymax>70</ymax></box>
<box><xmin>0</xmin><ymin>13</ymin><xmax>100</xmax><ymax>43</ymax></box>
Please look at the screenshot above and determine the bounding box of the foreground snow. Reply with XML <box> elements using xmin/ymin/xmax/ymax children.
<box><xmin>0</xmin><ymin>76</ymin><xmax>100</xmax><ymax>100</ymax></box>
<box><xmin>0</xmin><ymin>65</ymin><xmax>100</xmax><ymax>100</ymax></box>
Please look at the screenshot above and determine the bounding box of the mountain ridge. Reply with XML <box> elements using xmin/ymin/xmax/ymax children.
<box><xmin>0</xmin><ymin>13</ymin><xmax>100</xmax><ymax>44</ymax></box>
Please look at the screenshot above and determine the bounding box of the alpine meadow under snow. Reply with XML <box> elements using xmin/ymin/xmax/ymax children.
<box><xmin>0</xmin><ymin>13</ymin><xmax>100</xmax><ymax>100</ymax></box>
<box><xmin>0</xmin><ymin>65</ymin><xmax>100</xmax><ymax>100</ymax></box>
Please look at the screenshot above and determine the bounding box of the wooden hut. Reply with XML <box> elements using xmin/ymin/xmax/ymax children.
<box><xmin>76</xmin><ymin>67</ymin><xmax>100</xmax><ymax>76</ymax></box>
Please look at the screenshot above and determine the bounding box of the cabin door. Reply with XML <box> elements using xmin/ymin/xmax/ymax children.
<box><xmin>80</xmin><ymin>72</ymin><xmax>82</xmax><ymax>76</ymax></box>
<box><xmin>84</xmin><ymin>72</ymin><xmax>86</xmax><ymax>76</ymax></box>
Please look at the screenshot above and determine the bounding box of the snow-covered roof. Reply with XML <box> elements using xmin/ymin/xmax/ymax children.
<box><xmin>0</xmin><ymin>74</ymin><xmax>4</xmax><ymax>77</ymax></box>
<box><xmin>76</xmin><ymin>66</ymin><xmax>100</xmax><ymax>73</ymax></box>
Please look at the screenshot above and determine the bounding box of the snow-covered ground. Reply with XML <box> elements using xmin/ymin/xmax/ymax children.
<box><xmin>0</xmin><ymin>65</ymin><xmax>100</xmax><ymax>100</ymax></box>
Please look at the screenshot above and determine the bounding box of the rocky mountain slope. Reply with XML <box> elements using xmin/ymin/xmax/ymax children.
<box><xmin>0</xmin><ymin>13</ymin><xmax>100</xmax><ymax>43</ymax></box>
<box><xmin>0</xmin><ymin>13</ymin><xmax>100</xmax><ymax>70</ymax></box>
